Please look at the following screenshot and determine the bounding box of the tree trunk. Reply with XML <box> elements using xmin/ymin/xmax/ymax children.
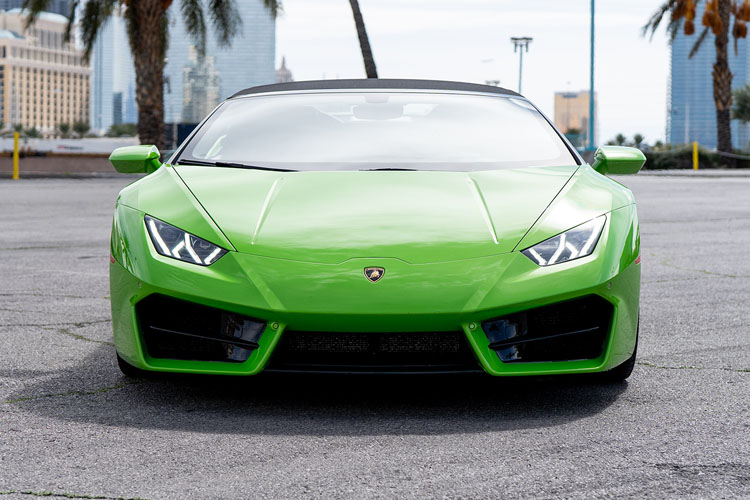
<box><xmin>127</xmin><ymin>0</ymin><xmax>167</xmax><ymax>149</ymax></box>
<box><xmin>349</xmin><ymin>0</ymin><xmax>378</xmax><ymax>78</ymax></box>
<box><xmin>713</xmin><ymin>0</ymin><xmax>733</xmax><ymax>156</ymax></box>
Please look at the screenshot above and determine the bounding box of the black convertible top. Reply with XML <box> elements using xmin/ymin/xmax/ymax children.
<box><xmin>230</xmin><ymin>79</ymin><xmax>521</xmax><ymax>99</ymax></box>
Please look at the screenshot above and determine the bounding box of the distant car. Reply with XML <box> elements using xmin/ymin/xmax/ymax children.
<box><xmin>109</xmin><ymin>79</ymin><xmax>644</xmax><ymax>380</ymax></box>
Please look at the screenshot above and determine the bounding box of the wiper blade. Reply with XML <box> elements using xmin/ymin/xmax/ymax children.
<box><xmin>175</xmin><ymin>159</ymin><xmax>296</xmax><ymax>172</ymax></box>
<box><xmin>214</xmin><ymin>161</ymin><xmax>297</xmax><ymax>172</ymax></box>
<box><xmin>174</xmin><ymin>159</ymin><xmax>215</xmax><ymax>166</ymax></box>
<box><xmin>360</xmin><ymin>167</ymin><xmax>418</xmax><ymax>171</ymax></box>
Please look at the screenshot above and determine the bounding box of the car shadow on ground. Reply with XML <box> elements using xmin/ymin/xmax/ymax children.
<box><xmin>8</xmin><ymin>345</ymin><xmax>628</xmax><ymax>436</ymax></box>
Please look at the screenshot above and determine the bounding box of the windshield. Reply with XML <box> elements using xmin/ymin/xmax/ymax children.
<box><xmin>176</xmin><ymin>92</ymin><xmax>577</xmax><ymax>171</ymax></box>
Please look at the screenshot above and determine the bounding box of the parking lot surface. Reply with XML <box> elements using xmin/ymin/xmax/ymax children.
<box><xmin>0</xmin><ymin>175</ymin><xmax>748</xmax><ymax>499</ymax></box>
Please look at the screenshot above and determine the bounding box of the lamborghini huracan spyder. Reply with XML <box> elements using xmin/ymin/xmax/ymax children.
<box><xmin>109</xmin><ymin>79</ymin><xmax>644</xmax><ymax>380</ymax></box>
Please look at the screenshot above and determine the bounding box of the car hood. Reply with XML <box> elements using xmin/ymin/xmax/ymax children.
<box><xmin>174</xmin><ymin>164</ymin><xmax>578</xmax><ymax>264</ymax></box>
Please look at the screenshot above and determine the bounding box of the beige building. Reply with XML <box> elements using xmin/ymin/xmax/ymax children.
<box><xmin>0</xmin><ymin>9</ymin><xmax>90</xmax><ymax>134</ymax></box>
<box><xmin>553</xmin><ymin>90</ymin><xmax>598</xmax><ymax>148</ymax></box>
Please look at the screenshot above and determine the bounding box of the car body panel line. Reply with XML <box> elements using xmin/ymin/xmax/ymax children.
<box><xmin>467</xmin><ymin>176</ymin><xmax>499</xmax><ymax>245</ymax></box>
<box><xmin>252</xmin><ymin>177</ymin><xmax>283</xmax><ymax>245</ymax></box>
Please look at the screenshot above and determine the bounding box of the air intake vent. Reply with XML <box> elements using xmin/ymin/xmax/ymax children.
<box><xmin>137</xmin><ymin>294</ymin><xmax>266</xmax><ymax>363</ymax></box>
<box><xmin>481</xmin><ymin>295</ymin><xmax>613</xmax><ymax>363</ymax></box>
<box><xmin>266</xmin><ymin>331</ymin><xmax>482</xmax><ymax>373</ymax></box>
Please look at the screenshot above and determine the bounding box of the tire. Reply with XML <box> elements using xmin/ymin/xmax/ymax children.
<box><xmin>599</xmin><ymin>322</ymin><xmax>639</xmax><ymax>382</ymax></box>
<box><xmin>116</xmin><ymin>353</ymin><xmax>149</xmax><ymax>378</ymax></box>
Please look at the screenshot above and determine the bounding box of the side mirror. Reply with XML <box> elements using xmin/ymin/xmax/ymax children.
<box><xmin>109</xmin><ymin>145</ymin><xmax>162</xmax><ymax>174</ymax></box>
<box><xmin>591</xmin><ymin>146</ymin><xmax>645</xmax><ymax>175</ymax></box>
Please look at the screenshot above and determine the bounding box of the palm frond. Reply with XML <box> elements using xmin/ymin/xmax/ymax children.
<box><xmin>63</xmin><ymin>0</ymin><xmax>80</xmax><ymax>43</ymax></box>
<box><xmin>21</xmin><ymin>0</ymin><xmax>52</xmax><ymax>29</ymax></box>
<box><xmin>642</xmin><ymin>0</ymin><xmax>680</xmax><ymax>40</ymax></box>
<box><xmin>161</xmin><ymin>11</ymin><xmax>169</xmax><ymax>60</ymax></box>
<box><xmin>181</xmin><ymin>0</ymin><xmax>207</xmax><ymax>55</ymax></box>
<box><xmin>207</xmin><ymin>0</ymin><xmax>240</xmax><ymax>46</ymax></box>
<box><xmin>667</xmin><ymin>15</ymin><xmax>685</xmax><ymax>42</ymax></box>
<box><xmin>689</xmin><ymin>26</ymin><xmax>710</xmax><ymax>57</ymax></box>
<box><xmin>79</xmin><ymin>0</ymin><xmax>118</xmax><ymax>61</ymax></box>
<box><xmin>263</xmin><ymin>0</ymin><xmax>282</xmax><ymax>17</ymax></box>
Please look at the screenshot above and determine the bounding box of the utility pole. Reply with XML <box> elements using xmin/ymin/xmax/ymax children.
<box><xmin>510</xmin><ymin>37</ymin><xmax>532</xmax><ymax>94</ymax></box>
<box><xmin>588</xmin><ymin>0</ymin><xmax>595</xmax><ymax>150</ymax></box>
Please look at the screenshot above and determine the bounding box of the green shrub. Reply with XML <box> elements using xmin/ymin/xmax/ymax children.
<box><xmin>643</xmin><ymin>145</ymin><xmax>750</xmax><ymax>169</ymax></box>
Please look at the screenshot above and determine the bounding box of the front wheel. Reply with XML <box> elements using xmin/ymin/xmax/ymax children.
<box><xmin>116</xmin><ymin>353</ymin><xmax>149</xmax><ymax>378</ymax></box>
<box><xmin>599</xmin><ymin>323</ymin><xmax>638</xmax><ymax>382</ymax></box>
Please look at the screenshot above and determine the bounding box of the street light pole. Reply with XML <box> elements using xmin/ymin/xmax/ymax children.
<box><xmin>588</xmin><ymin>0</ymin><xmax>595</xmax><ymax>150</ymax></box>
<box><xmin>510</xmin><ymin>37</ymin><xmax>532</xmax><ymax>94</ymax></box>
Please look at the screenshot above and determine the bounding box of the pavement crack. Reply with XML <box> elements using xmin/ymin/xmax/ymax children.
<box><xmin>649</xmin><ymin>462</ymin><xmax>750</xmax><ymax>483</ymax></box>
<box><xmin>0</xmin><ymin>292</ymin><xmax>98</xmax><ymax>299</ymax></box>
<box><xmin>1</xmin><ymin>320</ymin><xmax>114</xmax><ymax>345</ymax></box>
<box><xmin>0</xmin><ymin>490</ymin><xmax>148</xmax><ymax>500</ymax></box>
<box><xmin>643</xmin><ymin>215</ymin><xmax>750</xmax><ymax>223</ymax></box>
<box><xmin>638</xmin><ymin>361</ymin><xmax>749</xmax><ymax>373</ymax></box>
<box><xmin>642</xmin><ymin>277</ymin><xmax>704</xmax><ymax>284</ymax></box>
<box><xmin>0</xmin><ymin>245</ymin><xmax>84</xmax><ymax>251</ymax></box>
<box><xmin>2</xmin><ymin>319</ymin><xmax>111</xmax><ymax>329</ymax></box>
<box><xmin>52</xmin><ymin>327</ymin><xmax>114</xmax><ymax>346</ymax></box>
<box><xmin>652</xmin><ymin>253</ymin><xmax>750</xmax><ymax>279</ymax></box>
<box><xmin>1</xmin><ymin>380</ymin><xmax>146</xmax><ymax>405</ymax></box>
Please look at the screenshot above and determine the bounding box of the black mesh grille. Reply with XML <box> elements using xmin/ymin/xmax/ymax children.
<box><xmin>481</xmin><ymin>295</ymin><xmax>613</xmax><ymax>363</ymax></box>
<box><xmin>137</xmin><ymin>295</ymin><xmax>266</xmax><ymax>363</ymax></box>
<box><xmin>266</xmin><ymin>331</ymin><xmax>482</xmax><ymax>373</ymax></box>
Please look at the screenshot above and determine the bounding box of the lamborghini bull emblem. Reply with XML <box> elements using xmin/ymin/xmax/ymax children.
<box><xmin>364</xmin><ymin>267</ymin><xmax>385</xmax><ymax>283</ymax></box>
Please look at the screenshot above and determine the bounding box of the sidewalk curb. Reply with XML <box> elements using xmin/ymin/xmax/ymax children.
<box><xmin>637</xmin><ymin>169</ymin><xmax>750</xmax><ymax>178</ymax></box>
<box><xmin>0</xmin><ymin>172</ymin><xmax>135</xmax><ymax>180</ymax></box>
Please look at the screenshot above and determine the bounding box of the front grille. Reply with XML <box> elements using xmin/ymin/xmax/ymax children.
<box><xmin>481</xmin><ymin>295</ymin><xmax>613</xmax><ymax>363</ymax></box>
<box><xmin>266</xmin><ymin>331</ymin><xmax>482</xmax><ymax>373</ymax></box>
<box><xmin>137</xmin><ymin>294</ymin><xmax>266</xmax><ymax>363</ymax></box>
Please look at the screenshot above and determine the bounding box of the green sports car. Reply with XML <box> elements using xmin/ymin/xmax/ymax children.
<box><xmin>109</xmin><ymin>79</ymin><xmax>645</xmax><ymax>380</ymax></box>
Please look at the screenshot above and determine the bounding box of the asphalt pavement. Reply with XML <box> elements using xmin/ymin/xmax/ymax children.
<box><xmin>0</xmin><ymin>174</ymin><xmax>748</xmax><ymax>499</ymax></box>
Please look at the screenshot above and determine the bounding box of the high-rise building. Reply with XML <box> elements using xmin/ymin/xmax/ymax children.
<box><xmin>668</xmin><ymin>2</ymin><xmax>750</xmax><ymax>149</ymax></box>
<box><xmin>163</xmin><ymin>0</ymin><xmax>275</xmax><ymax>124</ymax></box>
<box><xmin>181</xmin><ymin>45</ymin><xmax>221</xmax><ymax>123</ymax></box>
<box><xmin>0</xmin><ymin>9</ymin><xmax>90</xmax><ymax>133</ymax></box>
<box><xmin>90</xmin><ymin>11</ymin><xmax>136</xmax><ymax>133</ymax></box>
<box><xmin>0</xmin><ymin>0</ymin><xmax>70</xmax><ymax>16</ymax></box>
<box><xmin>276</xmin><ymin>56</ymin><xmax>293</xmax><ymax>83</ymax></box>
<box><xmin>553</xmin><ymin>90</ymin><xmax>598</xmax><ymax>149</ymax></box>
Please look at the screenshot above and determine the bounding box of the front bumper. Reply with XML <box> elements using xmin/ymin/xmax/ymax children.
<box><xmin>110</xmin><ymin>203</ymin><xmax>640</xmax><ymax>376</ymax></box>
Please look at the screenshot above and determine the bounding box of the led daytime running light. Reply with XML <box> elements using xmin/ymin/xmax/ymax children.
<box><xmin>522</xmin><ymin>215</ymin><xmax>606</xmax><ymax>267</ymax></box>
<box><xmin>144</xmin><ymin>215</ymin><xmax>227</xmax><ymax>266</ymax></box>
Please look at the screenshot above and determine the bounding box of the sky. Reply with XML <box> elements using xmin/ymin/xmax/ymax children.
<box><xmin>276</xmin><ymin>0</ymin><xmax>671</xmax><ymax>145</ymax></box>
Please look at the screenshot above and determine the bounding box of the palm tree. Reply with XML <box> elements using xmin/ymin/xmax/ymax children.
<box><xmin>644</xmin><ymin>0</ymin><xmax>750</xmax><ymax>154</ymax></box>
<box><xmin>633</xmin><ymin>133</ymin><xmax>645</xmax><ymax>149</ymax></box>
<box><xmin>73</xmin><ymin>121</ymin><xmax>91</xmax><ymax>138</ymax></box>
<box><xmin>564</xmin><ymin>127</ymin><xmax>583</xmax><ymax>148</ymax></box>
<box><xmin>731</xmin><ymin>82</ymin><xmax>750</xmax><ymax>121</ymax></box>
<box><xmin>349</xmin><ymin>0</ymin><xmax>377</xmax><ymax>78</ymax></box>
<box><xmin>22</xmin><ymin>0</ymin><xmax>280</xmax><ymax>148</ymax></box>
<box><xmin>57</xmin><ymin>122</ymin><xmax>71</xmax><ymax>138</ymax></box>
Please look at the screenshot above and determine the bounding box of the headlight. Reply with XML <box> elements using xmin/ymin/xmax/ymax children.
<box><xmin>521</xmin><ymin>215</ymin><xmax>606</xmax><ymax>266</ymax></box>
<box><xmin>144</xmin><ymin>215</ymin><xmax>227</xmax><ymax>266</ymax></box>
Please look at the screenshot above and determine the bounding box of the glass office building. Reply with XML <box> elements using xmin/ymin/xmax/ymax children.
<box><xmin>92</xmin><ymin>1</ymin><xmax>274</xmax><ymax>135</ymax></box>
<box><xmin>163</xmin><ymin>0</ymin><xmax>275</xmax><ymax>125</ymax></box>
<box><xmin>90</xmin><ymin>12</ymin><xmax>137</xmax><ymax>133</ymax></box>
<box><xmin>668</xmin><ymin>2</ymin><xmax>750</xmax><ymax>149</ymax></box>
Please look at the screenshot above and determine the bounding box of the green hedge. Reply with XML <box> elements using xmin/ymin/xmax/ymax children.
<box><xmin>643</xmin><ymin>147</ymin><xmax>750</xmax><ymax>169</ymax></box>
